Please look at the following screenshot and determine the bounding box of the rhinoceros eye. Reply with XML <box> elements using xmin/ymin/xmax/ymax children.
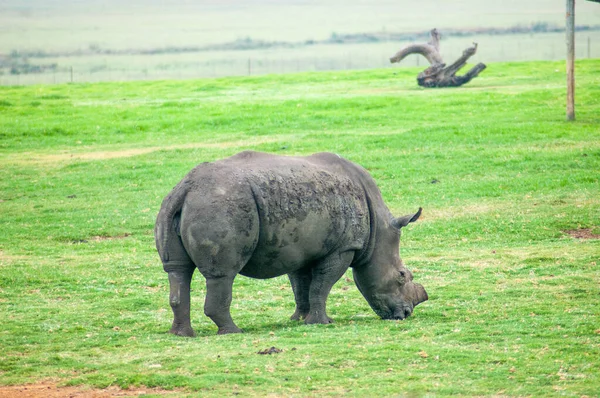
<box><xmin>396</xmin><ymin>270</ymin><xmax>406</xmax><ymax>285</ymax></box>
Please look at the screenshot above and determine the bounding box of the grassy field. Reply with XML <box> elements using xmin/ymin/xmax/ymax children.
<box><xmin>0</xmin><ymin>60</ymin><xmax>599</xmax><ymax>396</ymax></box>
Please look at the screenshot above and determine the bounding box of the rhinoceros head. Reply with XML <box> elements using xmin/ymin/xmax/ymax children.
<box><xmin>352</xmin><ymin>208</ymin><xmax>428</xmax><ymax>320</ymax></box>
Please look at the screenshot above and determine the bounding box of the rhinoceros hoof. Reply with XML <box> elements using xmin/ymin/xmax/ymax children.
<box><xmin>290</xmin><ymin>310</ymin><xmax>309</xmax><ymax>321</ymax></box>
<box><xmin>169</xmin><ymin>325</ymin><xmax>196</xmax><ymax>337</ymax></box>
<box><xmin>304</xmin><ymin>313</ymin><xmax>334</xmax><ymax>325</ymax></box>
<box><xmin>217</xmin><ymin>326</ymin><xmax>243</xmax><ymax>335</ymax></box>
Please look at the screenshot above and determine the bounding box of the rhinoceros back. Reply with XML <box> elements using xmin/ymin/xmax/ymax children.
<box><xmin>156</xmin><ymin>151</ymin><xmax>376</xmax><ymax>277</ymax></box>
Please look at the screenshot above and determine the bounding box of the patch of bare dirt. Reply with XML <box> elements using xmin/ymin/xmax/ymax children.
<box><xmin>71</xmin><ymin>234</ymin><xmax>131</xmax><ymax>244</ymax></box>
<box><xmin>0</xmin><ymin>382</ymin><xmax>179</xmax><ymax>397</ymax></box>
<box><xmin>257</xmin><ymin>346</ymin><xmax>284</xmax><ymax>355</ymax></box>
<box><xmin>564</xmin><ymin>228</ymin><xmax>600</xmax><ymax>240</ymax></box>
<box><xmin>90</xmin><ymin>234</ymin><xmax>131</xmax><ymax>242</ymax></box>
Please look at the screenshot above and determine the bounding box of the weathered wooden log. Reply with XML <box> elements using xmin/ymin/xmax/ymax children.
<box><xmin>390</xmin><ymin>28</ymin><xmax>486</xmax><ymax>88</ymax></box>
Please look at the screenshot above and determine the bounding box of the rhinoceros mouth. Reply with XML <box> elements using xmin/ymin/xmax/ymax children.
<box><xmin>393</xmin><ymin>306</ymin><xmax>414</xmax><ymax>320</ymax></box>
<box><xmin>378</xmin><ymin>304</ymin><xmax>413</xmax><ymax>320</ymax></box>
<box><xmin>367</xmin><ymin>293</ymin><xmax>415</xmax><ymax>320</ymax></box>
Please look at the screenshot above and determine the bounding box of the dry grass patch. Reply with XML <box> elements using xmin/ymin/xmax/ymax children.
<box><xmin>4</xmin><ymin>137</ymin><xmax>283</xmax><ymax>165</ymax></box>
<box><xmin>0</xmin><ymin>250</ymin><xmax>29</xmax><ymax>265</ymax></box>
<box><xmin>420</xmin><ymin>203</ymin><xmax>499</xmax><ymax>221</ymax></box>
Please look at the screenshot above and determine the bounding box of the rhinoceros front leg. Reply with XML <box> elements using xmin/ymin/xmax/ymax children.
<box><xmin>167</xmin><ymin>269</ymin><xmax>196</xmax><ymax>337</ymax></box>
<box><xmin>288</xmin><ymin>268</ymin><xmax>311</xmax><ymax>320</ymax></box>
<box><xmin>305</xmin><ymin>251</ymin><xmax>355</xmax><ymax>325</ymax></box>
<box><xmin>204</xmin><ymin>276</ymin><xmax>243</xmax><ymax>335</ymax></box>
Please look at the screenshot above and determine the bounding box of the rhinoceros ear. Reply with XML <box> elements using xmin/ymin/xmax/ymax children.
<box><xmin>392</xmin><ymin>207</ymin><xmax>422</xmax><ymax>229</ymax></box>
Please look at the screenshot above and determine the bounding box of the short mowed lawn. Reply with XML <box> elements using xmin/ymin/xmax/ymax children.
<box><xmin>0</xmin><ymin>60</ymin><xmax>599</xmax><ymax>396</ymax></box>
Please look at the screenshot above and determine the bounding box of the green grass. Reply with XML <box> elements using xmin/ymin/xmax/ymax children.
<box><xmin>1</xmin><ymin>60</ymin><xmax>599</xmax><ymax>396</ymax></box>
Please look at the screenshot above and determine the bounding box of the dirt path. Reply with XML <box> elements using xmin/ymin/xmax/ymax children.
<box><xmin>0</xmin><ymin>382</ymin><xmax>179</xmax><ymax>397</ymax></box>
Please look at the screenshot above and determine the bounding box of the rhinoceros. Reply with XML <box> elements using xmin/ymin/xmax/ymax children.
<box><xmin>155</xmin><ymin>151</ymin><xmax>427</xmax><ymax>336</ymax></box>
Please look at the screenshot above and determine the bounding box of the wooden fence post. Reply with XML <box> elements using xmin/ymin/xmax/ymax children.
<box><xmin>566</xmin><ymin>0</ymin><xmax>575</xmax><ymax>121</ymax></box>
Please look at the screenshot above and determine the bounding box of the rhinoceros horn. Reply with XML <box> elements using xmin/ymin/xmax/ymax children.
<box><xmin>413</xmin><ymin>282</ymin><xmax>429</xmax><ymax>306</ymax></box>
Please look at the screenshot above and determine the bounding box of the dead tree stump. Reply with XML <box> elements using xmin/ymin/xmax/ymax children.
<box><xmin>390</xmin><ymin>29</ymin><xmax>486</xmax><ymax>88</ymax></box>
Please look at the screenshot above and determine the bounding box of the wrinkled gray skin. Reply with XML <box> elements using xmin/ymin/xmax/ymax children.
<box><xmin>155</xmin><ymin>151</ymin><xmax>428</xmax><ymax>336</ymax></box>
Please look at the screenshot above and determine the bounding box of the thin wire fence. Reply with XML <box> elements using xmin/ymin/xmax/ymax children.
<box><xmin>1</xmin><ymin>33</ymin><xmax>598</xmax><ymax>86</ymax></box>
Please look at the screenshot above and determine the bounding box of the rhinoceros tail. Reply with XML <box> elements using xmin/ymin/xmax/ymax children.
<box><xmin>155</xmin><ymin>180</ymin><xmax>194</xmax><ymax>271</ymax></box>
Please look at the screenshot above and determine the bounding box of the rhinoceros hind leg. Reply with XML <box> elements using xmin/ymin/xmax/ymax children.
<box><xmin>204</xmin><ymin>276</ymin><xmax>243</xmax><ymax>335</ymax></box>
<box><xmin>304</xmin><ymin>251</ymin><xmax>354</xmax><ymax>325</ymax></box>
<box><xmin>288</xmin><ymin>268</ymin><xmax>311</xmax><ymax>320</ymax></box>
<box><xmin>167</xmin><ymin>268</ymin><xmax>196</xmax><ymax>337</ymax></box>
